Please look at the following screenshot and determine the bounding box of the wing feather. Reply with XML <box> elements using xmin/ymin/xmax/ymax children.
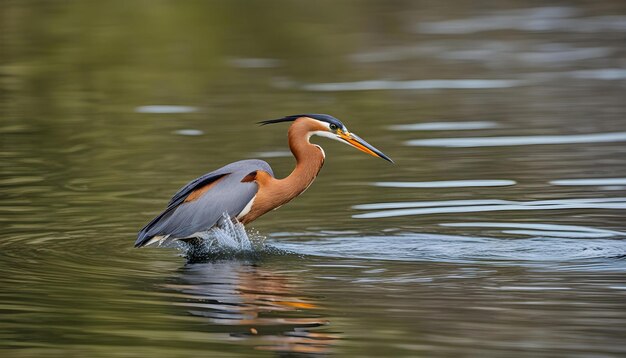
<box><xmin>136</xmin><ymin>160</ymin><xmax>272</xmax><ymax>247</ymax></box>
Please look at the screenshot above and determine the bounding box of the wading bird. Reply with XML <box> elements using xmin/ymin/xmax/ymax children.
<box><xmin>135</xmin><ymin>114</ymin><xmax>392</xmax><ymax>248</ymax></box>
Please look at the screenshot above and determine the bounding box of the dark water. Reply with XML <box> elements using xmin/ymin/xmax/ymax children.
<box><xmin>2</xmin><ymin>1</ymin><xmax>626</xmax><ymax>357</ymax></box>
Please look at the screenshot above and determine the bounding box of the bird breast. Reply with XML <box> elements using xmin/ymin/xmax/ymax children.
<box><xmin>236</xmin><ymin>196</ymin><xmax>256</xmax><ymax>220</ymax></box>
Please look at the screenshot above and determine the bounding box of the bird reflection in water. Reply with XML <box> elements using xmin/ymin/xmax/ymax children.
<box><xmin>162</xmin><ymin>260</ymin><xmax>339</xmax><ymax>355</ymax></box>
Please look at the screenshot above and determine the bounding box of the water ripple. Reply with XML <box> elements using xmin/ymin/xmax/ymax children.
<box><xmin>416</xmin><ymin>7</ymin><xmax>626</xmax><ymax>34</ymax></box>
<box><xmin>159</xmin><ymin>260</ymin><xmax>336</xmax><ymax>354</ymax></box>
<box><xmin>373</xmin><ymin>180</ymin><xmax>516</xmax><ymax>188</ymax></box>
<box><xmin>250</xmin><ymin>150</ymin><xmax>293</xmax><ymax>158</ymax></box>
<box><xmin>550</xmin><ymin>178</ymin><xmax>626</xmax><ymax>186</ymax></box>
<box><xmin>272</xmin><ymin>233</ymin><xmax>626</xmax><ymax>270</ymax></box>
<box><xmin>353</xmin><ymin>197</ymin><xmax>626</xmax><ymax>219</ymax></box>
<box><xmin>441</xmin><ymin>222</ymin><xmax>625</xmax><ymax>238</ymax></box>
<box><xmin>389</xmin><ymin>121</ymin><xmax>498</xmax><ymax>131</ymax></box>
<box><xmin>173</xmin><ymin>129</ymin><xmax>204</xmax><ymax>136</ymax></box>
<box><xmin>302</xmin><ymin>79</ymin><xmax>523</xmax><ymax>92</ymax></box>
<box><xmin>568</xmin><ymin>68</ymin><xmax>626</xmax><ymax>80</ymax></box>
<box><xmin>407</xmin><ymin>131</ymin><xmax>626</xmax><ymax>147</ymax></box>
<box><xmin>134</xmin><ymin>105</ymin><xmax>198</xmax><ymax>114</ymax></box>
<box><xmin>226</xmin><ymin>57</ymin><xmax>282</xmax><ymax>68</ymax></box>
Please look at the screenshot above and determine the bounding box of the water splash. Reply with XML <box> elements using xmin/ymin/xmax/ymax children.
<box><xmin>174</xmin><ymin>215</ymin><xmax>266</xmax><ymax>261</ymax></box>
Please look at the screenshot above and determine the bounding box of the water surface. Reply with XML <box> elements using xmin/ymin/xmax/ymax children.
<box><xmin>1</xmin><ymin>1</ymin><xmax>626</xmax><ymax>357</ymax></box>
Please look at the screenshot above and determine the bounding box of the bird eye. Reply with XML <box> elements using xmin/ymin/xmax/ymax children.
<box><xmin>329</xmin><ymin>123</ymin><xmax>339</xmax><ymax>131</ymax></box>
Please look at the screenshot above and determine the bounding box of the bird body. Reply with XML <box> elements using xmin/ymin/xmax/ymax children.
<box><xmin>135</xmin><ymin>114</ymin><xmax>391</xmax><ymax>248</ymax></box>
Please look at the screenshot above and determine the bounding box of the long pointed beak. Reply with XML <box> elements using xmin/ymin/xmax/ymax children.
<box><xmin>338</xmin><ymin>131</ymin><xmax>394</xmax><ymax>163</ymax></box>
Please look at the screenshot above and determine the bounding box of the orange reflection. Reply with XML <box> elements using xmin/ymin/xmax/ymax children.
<box><xmin>163</xmin><ymin>260</ymin><xmax>339</xmax><ymax>355</ymax></box>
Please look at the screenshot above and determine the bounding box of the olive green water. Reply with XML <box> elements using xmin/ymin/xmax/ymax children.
<box><xmin>2</xmin><ymin>1</ymin><xmax>626</xmax><ymax>357</ymax></box>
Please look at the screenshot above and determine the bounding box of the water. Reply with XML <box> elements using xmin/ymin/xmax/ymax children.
<box><xmin>301</xmin><ymin>79</ymin><xmax>523</xmax><ymax>91</ymax></box>
<box><xmin>406</xmin><ymin>131</ymin><xmax>626</xmax><ymax>147</ymax></box>
<box><xmin>2</xmin><ymin>1</ymin><xmax>626</xmax><ymax>357</ymax></box>
<box><xmin>372</xmin><ymin>180</ymin><xmax>517</xmax><ymax>188</ymax></box>
<box><xmin>352</xmin><ymin>197</ymin><xmax>626</xmax><ymax>218</ymax></box>
<box><xmin>388</xmin><ymin>121</ymin><xmax>499</xmax><ymax>131</ymax></box>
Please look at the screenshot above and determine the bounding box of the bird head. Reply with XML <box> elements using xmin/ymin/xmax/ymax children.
<box><xmin>260</xmin><ymin>114</ymin><xmax>394</xmax><ymax>163</ymax></box>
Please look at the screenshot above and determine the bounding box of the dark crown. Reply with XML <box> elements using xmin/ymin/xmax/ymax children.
<box><xmin>259</xmin><ymin>114</ymin><xmax>345</xmax><ymax>128</ymax></box>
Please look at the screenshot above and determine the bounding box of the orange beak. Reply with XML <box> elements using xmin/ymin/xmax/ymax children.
<box><xmin>337</xmin><ymin>130</ymin><xmax>394</xmax><ymax>163</ymax></box>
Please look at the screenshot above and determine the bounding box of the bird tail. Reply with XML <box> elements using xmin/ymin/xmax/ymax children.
<box><xmin>135</xmin><ymin>209</ymin><xmax>174</xmax><ymax>247</ymax></box>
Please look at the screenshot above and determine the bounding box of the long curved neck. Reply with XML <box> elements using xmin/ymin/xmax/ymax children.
<box><xmin>276</xmin><ymin>118</ymin><xmax>325</xmax><ymax>200</ymax></box>
<box><xmin>239</xmin><ymin>118</ymin><xmax>326</xmax><ymax>224</ymax></box>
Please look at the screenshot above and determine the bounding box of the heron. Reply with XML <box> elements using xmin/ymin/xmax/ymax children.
<box><xmin>135</xmin><ymin>114</ymin><xmax>393</xmax><ymax>248</ymax></box>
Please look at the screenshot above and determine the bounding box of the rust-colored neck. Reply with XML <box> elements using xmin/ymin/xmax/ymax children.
<box><xmin>277</xmin><ymin>117</ymin><xmax>326</xmax><ymax>200</ymax></box>
<box><xmin>240</xmin><ymin>117</ymin><xmax>326</xmax><ymax>224</ymax></box>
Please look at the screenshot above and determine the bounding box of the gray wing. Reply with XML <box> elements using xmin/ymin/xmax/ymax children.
<box><xmin>136</xmin><ymin>159</ymin><xmax>273</xmax><ymax>247</ymax></box>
